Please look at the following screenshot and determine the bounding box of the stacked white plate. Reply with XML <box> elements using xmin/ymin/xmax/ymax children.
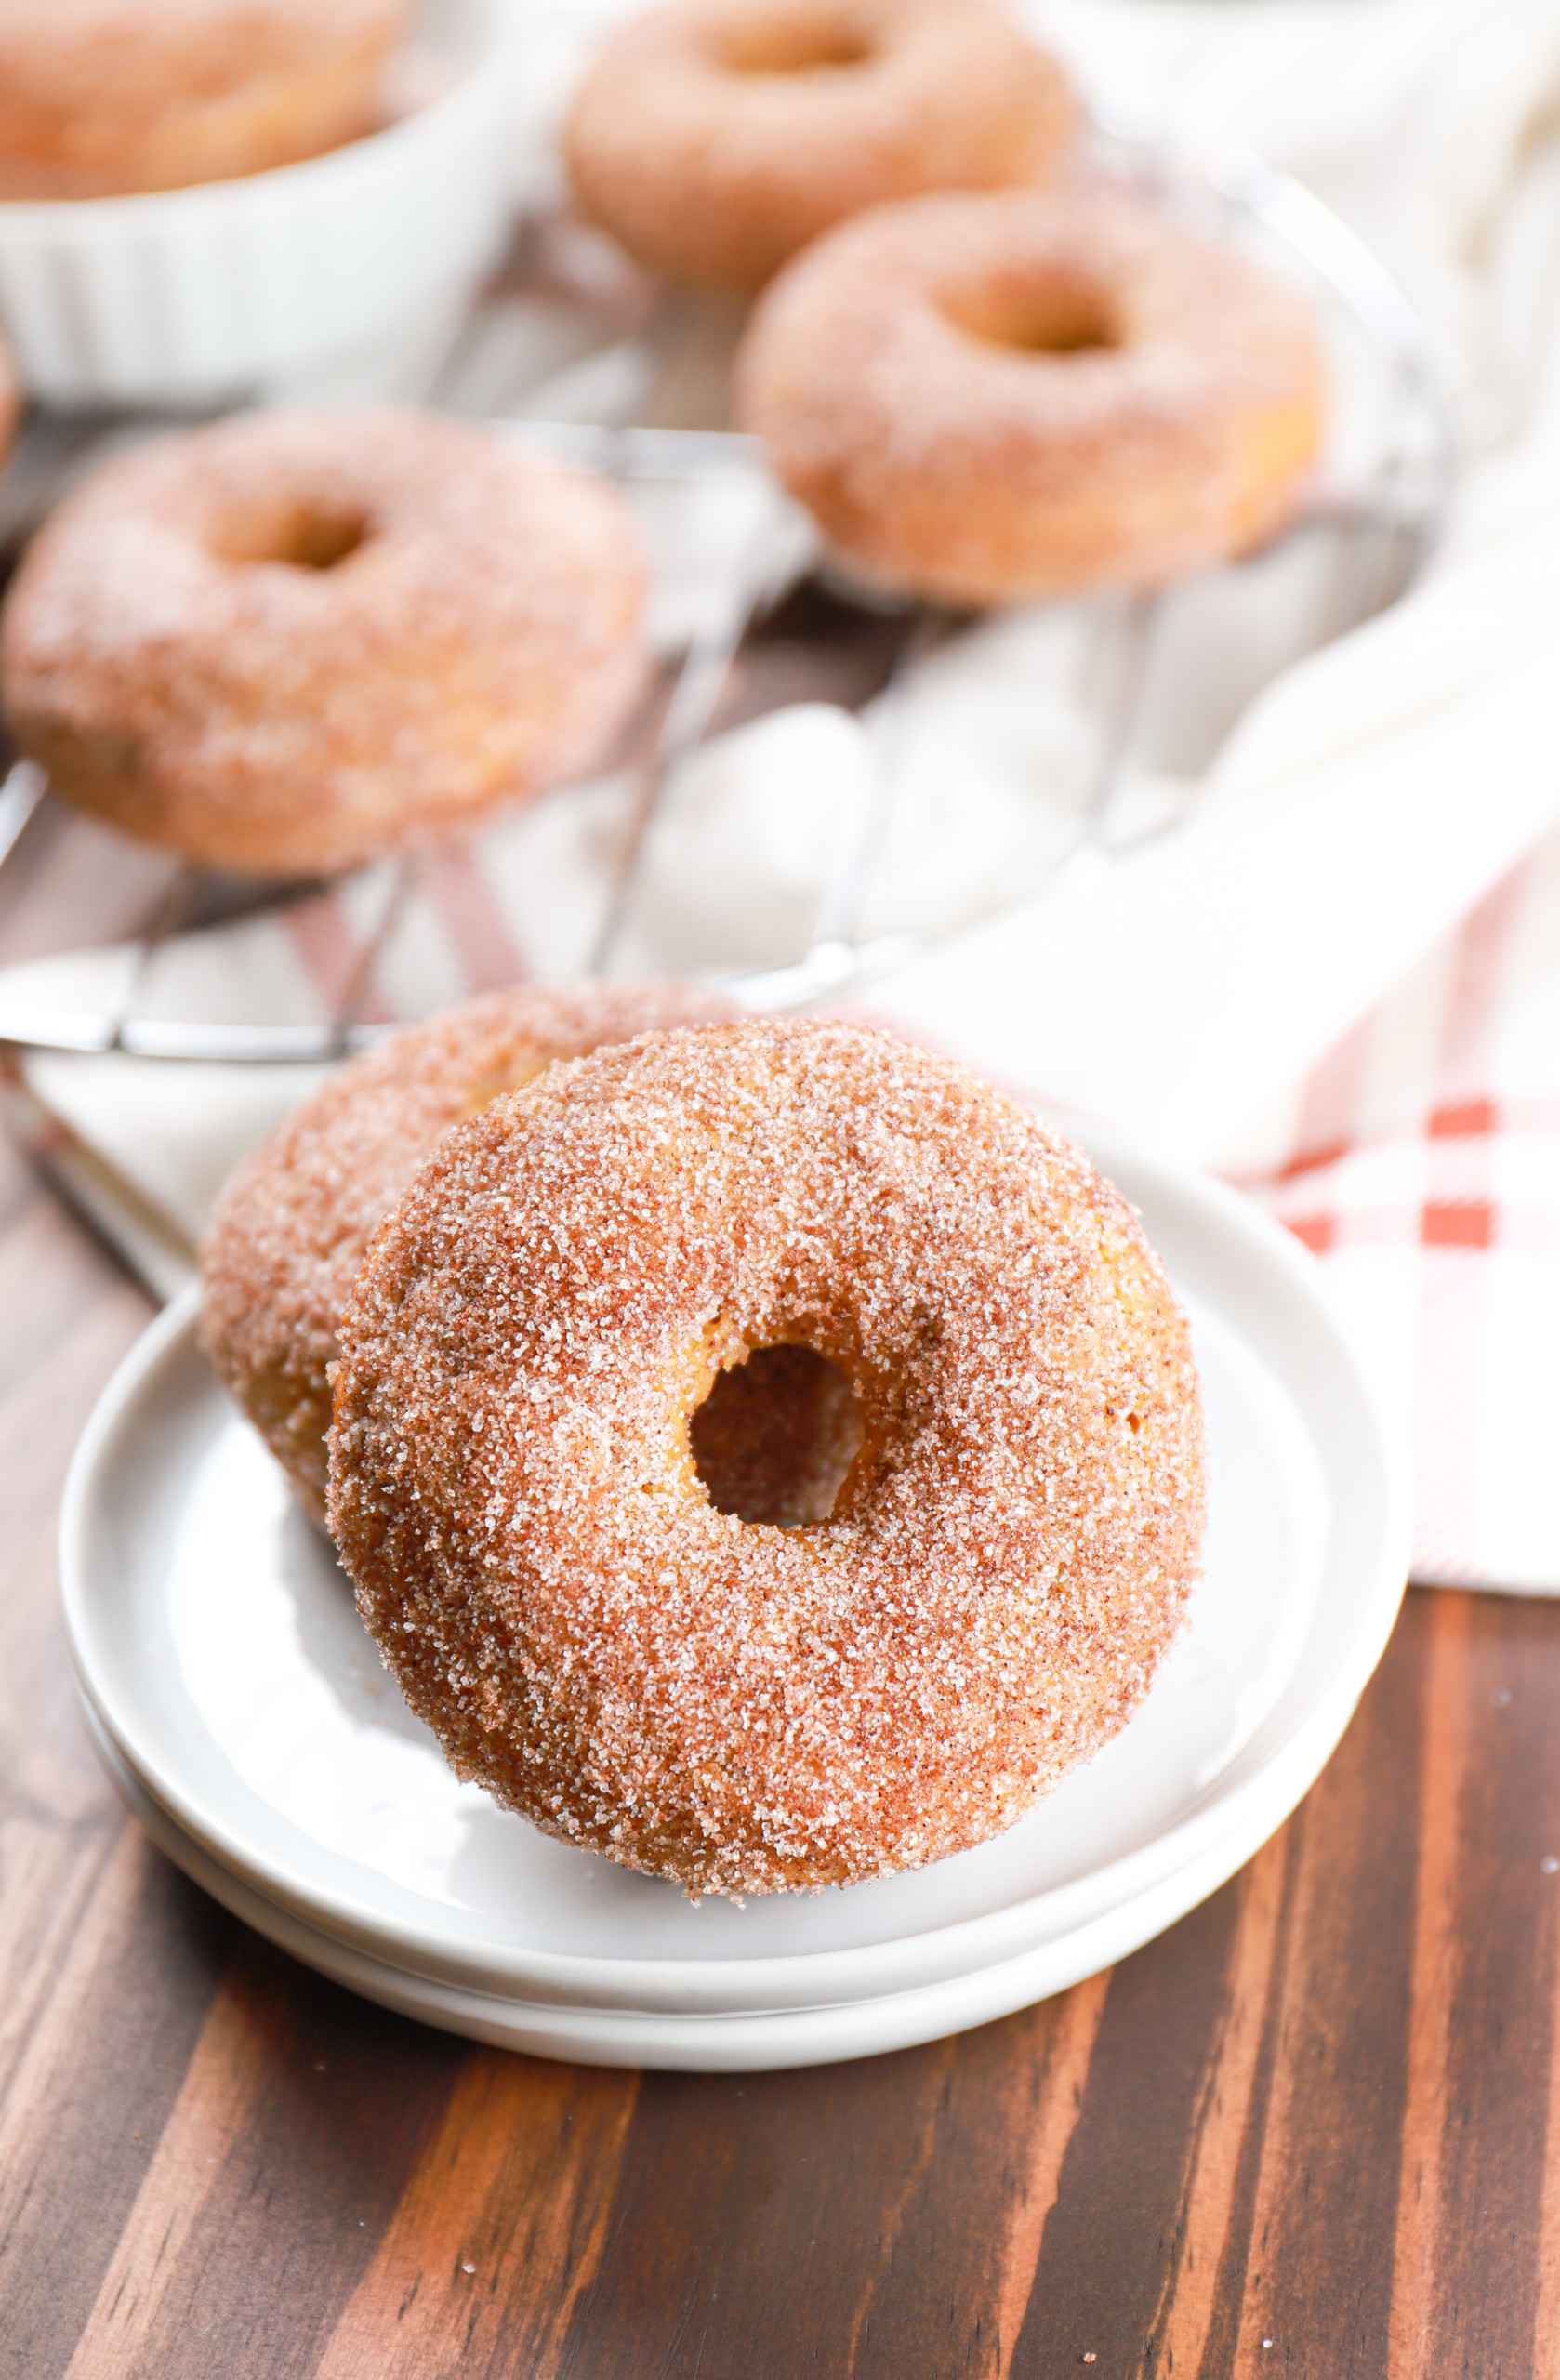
<box><xmin>61</xmin><ymin>1128</ymin><xmax>1410</xmax><ymax>2070</ymax></box>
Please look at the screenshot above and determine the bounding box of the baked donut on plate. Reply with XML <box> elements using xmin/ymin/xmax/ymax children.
<box><xmin>0</xmin><ymin>409</ymin><xmax>649</xmax><ymax>877</ymax></box>
<box><xmin>201</xmin><ymin>980</ymin><xmax>739</xmax><ymax>1526</ymax></box>
<box><xmin>563</xmin><ymin>0</ymin><xmax>1077</xmax><ymax>293</ymax></box>
<box><xmin>0</xmin><ymin>0</ymin><xmax>409</xmax><ymax>199</ymax></box>
<box><xmin>329</xmin><ymin>1019</ymin><xmax>1206</xmax><ymax>1897</ymax></box>
<box><xmin>736</xmin><ymin>183</ymin><xmax>1329</xmax><ymax>603</ymax></box>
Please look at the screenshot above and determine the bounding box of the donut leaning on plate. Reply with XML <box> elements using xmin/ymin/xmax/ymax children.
<box><xmin>0</xmin><ymin>0</ymin><xmax>409</xmax><ymax>199</ymax></box>
<box><xmin>0</xmin><ymin>409</ymin><xmax>650</xmax><ymax>876</ymax></box>
<box><xmin>563</xmin><ymin>0</ymin><xmax>1078</xmax><ymax>292</ymax></box>
<box><xmin>328</xmin><ymin>1018</ymin><xmax>1207</xmax><ymax>1897</ymax></box>
<box><xmin>735</xmin><ymin>182</ymin><xmax>1329</xmax><ymax>602</ymax></box>
<box><xmin>201</xmin><ymin>980</ymin><xmax>742</xmax><ymax>1527</ymax></box>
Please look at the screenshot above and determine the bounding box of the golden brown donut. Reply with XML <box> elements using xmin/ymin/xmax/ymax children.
<box><xmin>0</xmin><ymin>410</ymin><xmax>649</xmax><ymax>877</ymax></box>
<box><xmin>328</xmin><ymin>1019</ymin><xmax>1206</xmax><ymax>1897</ymax></box>
<box><xmin>736</xmin><ymin>183</ymin><xmax>1329</xmax><ymax>603</ymax></box>
<box><xmin>200</xmin><ymin>980</ymin><xmax>740</xmax><ymax>1527</ymax></box>
<box><xmin>563</xmin><ymin>0</ymin><xmax>1077</xmax><ymax>293</ymax></box>
<box><xmin>0</xmin><ymin>0</ymin><xmax>409</xmax><ymax>200</ymax></box>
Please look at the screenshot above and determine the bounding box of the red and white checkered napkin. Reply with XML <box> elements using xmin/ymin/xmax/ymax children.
<box><xmin>1249</xmin><ymin>823</ymin><xmax>1560</xmax><ymax>1591</ymax></box>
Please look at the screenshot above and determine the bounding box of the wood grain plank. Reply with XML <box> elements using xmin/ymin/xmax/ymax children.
<box><xmin>1143</xmin><ymin>1831</ymin><xmax>1289</xmax><ymax>2379</ymax></box>
<box><xmin>0</xmin><ymin>1838</ymin><xmax>233</xmax><ymax>2380</ymax></box>
<box><xmin>1393</xmin><ymin>1595</ymin><xmax>1560</xmax><ymax>2377</ymax></box>
<box><xmin>61</xmin><ymin>1930</ymin><xmax>310</xmax><ymax>2380</ymax></box>
<box><xmin>824</xmin><ymin>1972</ymin><xmax>1112</xmax><ymax>2380</ymax></box>
<box><xmin>1215</xmin><ymin>1592</ymin><xmax>1425</xmax><ymax>2378</ymax></box>
<box><xmin>0</xmin><ymin>1817</ymin><xmax>116</xmax><ymax>2109</ymax></box>
<box><xmin>539</xmin><ymin>1977</ymin><xmax>1107</xmax><ymax>2380</ymax></box>
<box><xmin>313</xmin><ymin>2049</ymin><xmax>641</xmax><ymax>2380</ymax></box>
<box><xmin>1008</xmin><ymin>1874</ymin><xmax>1247</xmax><ymax>2377</ymax></box>
<box><xmin>991</xmin><ymin>1975</ymin><xmax>1114</xmax><ymax>2380</ymax></box>
<box><xmin>554</xmin><ymin>2025</ymin><xmax>1078</xmax><ymax>2380</ymax></box>
<box><xmin>1534</xmin><ymin>1808</ymin><xmax>1560</xmax><ymax>2380</ymax></box>
<box><xmin>61</xmin><ymin>1930</ymin><xmax>465</xmax><ymax>2380</ymax></box>
<box><xmin>1388</xmin><ymin>1592</ymin><xmax>1473</xmax><ymax>2378</ymax></box>
<box><xmin>553</xmin><ymin>2056</ymin><xmax>932</xmax><ymax>2378</ymax></box>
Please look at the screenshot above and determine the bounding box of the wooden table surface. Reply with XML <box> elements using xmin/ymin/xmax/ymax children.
<box><xmin>3</xmin><ymin>816</ymin><xmax>1559</xmax><ymax>2380</ymax></box>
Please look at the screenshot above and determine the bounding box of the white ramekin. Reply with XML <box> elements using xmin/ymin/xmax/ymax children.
<box><xmin>0</xmin><ymin>0</ymin><xmax>517</xmax><ymax>410</ymax></box>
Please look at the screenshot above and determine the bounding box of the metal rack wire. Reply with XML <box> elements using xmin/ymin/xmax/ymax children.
<box><xmin>0</xmin><ymin>132</ymin><xmax>1454</xmax><ymax>1068</ymax></box>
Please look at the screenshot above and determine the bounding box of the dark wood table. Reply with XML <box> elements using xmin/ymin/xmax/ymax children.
<box><xmin>3</xmin><ymin>813</ymin><xmax>1557</xmax><ymax>2380</ymax></box>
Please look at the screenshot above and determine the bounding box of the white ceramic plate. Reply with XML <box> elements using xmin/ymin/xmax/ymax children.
<box><xmin>60</xmin><ymin>1131</ymin><xmax>1410</xmax><ymax>2068</ymax></box>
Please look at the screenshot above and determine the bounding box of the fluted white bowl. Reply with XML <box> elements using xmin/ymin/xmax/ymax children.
<box><xmin>0</xmin><ymin>0</ymin><xmax>515</xmax><ymax>409</ymax></box>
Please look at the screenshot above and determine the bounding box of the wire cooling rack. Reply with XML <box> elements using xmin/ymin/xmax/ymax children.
<box><xmin>0</xmin><ymin>126</ymin><xmax>1453</xmax><ymax>1067</ymax></box>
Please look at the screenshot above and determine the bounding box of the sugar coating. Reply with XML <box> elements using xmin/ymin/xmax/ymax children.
<box><xmin>201</xmin><ymin>980</ymin><xmax>738</xmax><ymax>1524</ymax></box>
<box><xmin>328</xmin><ymin>1019</ymin><xmax>1207</xmax><ymax>1897</ymax></box>
<box><xmin>0</xmin><ymin>0</ymin><xmax>407</xmax><ymax>199</ymax></box>
<box><xmin>0</xmin><ymin>409</ymin><xmax>649</xmax><ymax>875</ymax></box>
<box><xmin>565</xmin><ymin>0</ymin><xmax>1077</xmax><ymax>293</ymax></box>
<box><xmin>736</xmin><ymin>182</ymin><xmax>1329</xmax><ymax>602</ymax></box>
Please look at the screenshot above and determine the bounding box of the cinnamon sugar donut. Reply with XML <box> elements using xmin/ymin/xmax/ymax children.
<box><xmin>0</xmin><ymin>0</ymin><xmax>409</xmax><ymax>200</ymax></box>
<box><xmin>328</xmin><ymin>1019</ymin><xmax>1206</xmax><ymax>1897</ymax></box>
<box><xmin>563</xmin><ymin>0</ymin><xmax>1077</xmax><ymax>294</ymax></box>
<box><xmin>201</xmin><ymin>980</ymin><xmax>738</xmax><ymax>1526</ymax></box>
<box><xmin>736</xmin><ymin>184</ymin><xmax>1329</xmax><ymax>603</ymax></box>
<box><xmin>0</xmin><ymin>410</ymin><xmax>649</xmax><ymax>877</ymax></box>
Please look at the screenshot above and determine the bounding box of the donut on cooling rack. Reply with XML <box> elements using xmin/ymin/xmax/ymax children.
<box><xmin>562</xmin><ymin>0</ymin><xmax>1078</xmax><ymax>294</ymax></box>
<box><xmin>735</xmin><ymin>183</ymin><xmax>1329</xmax><ymax>604</ymax></box>
<box><xmin>0</xmin><ymin>0</ymin><xmax>409</xmax><ymax>199</ymax></box>
<box><xmin>0</xmin><ymin>410</ymin><xmax>650</xmax><ymax>878</ymax></box>
<box><xmin>200</xmin><ymin>979</ymin><xmax>742</xmax><ymax>1527</ymax></box>
<box><xmin>327</xmin><ymin>1018</ymin><xmax>1207</xmax><ymax>1897</ymax></box>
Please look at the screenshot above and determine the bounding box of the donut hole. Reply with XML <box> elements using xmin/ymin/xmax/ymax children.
<box><xmin>943</xmin><ymin>278</ymin><xmax>1119</xmax><ymax>358</ymax></box>
<box><xmin>716</xmin><ymin>15</ymin><xmax>876</xmax><ymax>74</ymax></box>
<box><xmin>690</xmin><ymin>1343</ymin><xmax>864</xmax><ymax>1527</ymax></box>
<box><xmin>284</xmin><ymin>510</ymin><xmax>372</xmax><ymax>572</ymax></box>
<box><xmin>212</xmin><ymin>502</ymin><xmax>373</xmax><ymax>574</ymax></box>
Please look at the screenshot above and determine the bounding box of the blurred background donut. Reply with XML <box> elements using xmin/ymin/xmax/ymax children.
<box><xmin>563</xmin><ymin>0</ymin><xmax>1078</xmax><ymax>292</ymax></box>
<box><xmin>737</xmin><ymin>183</ymin><xmax>1329</xmax><ymax>602</ymax></box>
<box><xmin>0</xmin><ymin>407</ymin><xmax>651</xmax><ymax>876</ymax></box>
<box><xmin>0</xmin><ymin>0</ymin><xmax>411</xmax><ymax>200</ymax></box>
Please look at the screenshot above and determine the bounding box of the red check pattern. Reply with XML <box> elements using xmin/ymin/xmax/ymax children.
<box><xmin>1247</xmin><ymin>826</ymin><xmax>1560</xmax><ymax>1591</ymax></box>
